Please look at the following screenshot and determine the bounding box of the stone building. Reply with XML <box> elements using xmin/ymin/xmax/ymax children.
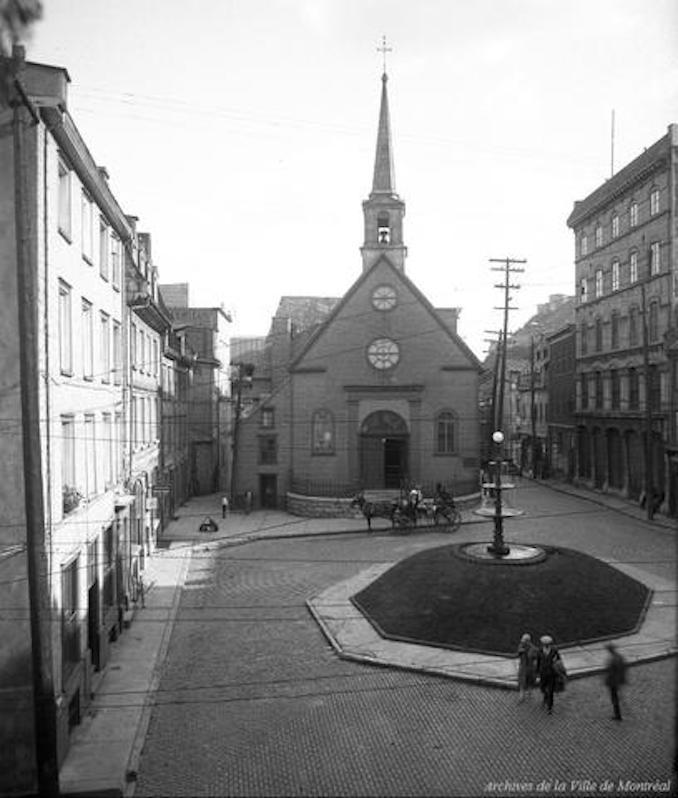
<box><xmin>567</xmin><ymin>124</ymin><xmax>678</xmax><ymax>510</ymax></box>
<box><xmin>231</xmin><ymin>70</ymin><xmax>481</xmax><ymax>513</ymax></box>
<box><xmin>160</xmin><ymin>284</ymin><xmax>232</xmax><ymax>496</ymax></box>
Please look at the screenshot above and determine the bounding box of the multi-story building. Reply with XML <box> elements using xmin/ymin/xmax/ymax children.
<box><xmin>0</xmin><ymin>53</ymin><xmax>181</xmax><ymax>792</ymax></box>
<box><xmin>125</xmin><ymin>229</ymin><xmax>171</xmax><ymax>575</ymax></box>
<box><xmin>160</xmin><ymin>284</ymin><xmax>232</xmax><ymax>496</ymax></box>
<box><xmin>158</xmin><ymin>320</ymin><xmax>195</xmax><ymax>521</ymax></box>
<box><xmin>546</xmin><ymin>324</ymin><xmax>577</xmax><ymax>480</ymax></box>
<box><xmin>567</xmin><ymin>124</ymin><xmax>678</xmax><ymax>511</ymax></box>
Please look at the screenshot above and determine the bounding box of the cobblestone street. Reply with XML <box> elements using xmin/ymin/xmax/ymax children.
<box><xmin>134</xmin><ymin>483</ymin><xmax>676</xmax><ymax>797</ymax></box>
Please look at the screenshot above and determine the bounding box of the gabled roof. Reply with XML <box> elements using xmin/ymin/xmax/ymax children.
<box><xmin>269</xmin><ymin>296</ymin><xmax>340</xmax><ymax>337</ymax></box>
<box><xmin>289</xmin><ymin>255</ymin><xmax>482</xmax><ymax>371</ymax></box>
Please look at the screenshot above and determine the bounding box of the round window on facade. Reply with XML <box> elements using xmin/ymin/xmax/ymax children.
<box><xmin>367</xmin><ymin>338</ymin><xmax>400</xmax><ymax>370</ymax></box>
<box><xmin>371</xmin><ymin>284</ymin><xmax>397</xmax><ymax>311</ymax></box>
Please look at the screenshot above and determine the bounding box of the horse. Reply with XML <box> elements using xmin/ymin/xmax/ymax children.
<box><xmin>350</xmin><ymin>492</ymin><xmax>397</xmax><ymax>531</ymax></box>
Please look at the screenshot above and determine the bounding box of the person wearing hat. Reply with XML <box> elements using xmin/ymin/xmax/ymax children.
<box><xmin>603</xmin><ymin>642</ymin><xmax>627</xmax><ymax>720</ymax></box>
<box><xmin>537</xmin><ymin>635</ymin><xmax>565</xmax><ymax>714</ymax></box>
<box><xmin>516</xmin><ymin>632</ymin><xmax>538</xmax><ymax>701</ymax></box>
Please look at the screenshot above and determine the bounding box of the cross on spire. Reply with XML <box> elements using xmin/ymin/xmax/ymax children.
<box><xmin>377</xmin><ymin>35</ymin><xmax>392</xmax><ymax>74</ymax></box>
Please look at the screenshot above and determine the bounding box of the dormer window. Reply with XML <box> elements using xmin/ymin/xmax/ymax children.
<box><xmin>377</xmin><ymin>212</ymin><xmax>390</xmax><ymax>244</ymax></box>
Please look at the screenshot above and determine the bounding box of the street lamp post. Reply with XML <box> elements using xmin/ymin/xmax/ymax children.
<box><xmin>487</xmin><ymin>430</ymin><xmax>510</xmax><ymax>557</ymax></box>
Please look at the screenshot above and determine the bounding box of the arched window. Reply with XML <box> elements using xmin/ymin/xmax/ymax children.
<box><xmin>311</xmin><ymin>409</ymin><xmax>334</xmax><ymax>455</ymax></box>
<box><xmin>611</xmin><ymin>311</ymin><xmax>619</xmax><ymax>349</ymax></box>
<box><xmin>595</xmin><ymin>317</ymin><xmax>603</xmax><ymax>352</ymax></box>
<box><xmin>629</xmin><ymin>307</ymin><xmax>639</xmax><ymax>347</ymax></box>
<box><xmin>628</xmin><ymin>368</ymin><xmax>639</xmax><ymax>410</ymax></box>
<box><xmin>435</xmin><ymin>411</ymin><xmax>456</xmax><ymax>455</ymax></box>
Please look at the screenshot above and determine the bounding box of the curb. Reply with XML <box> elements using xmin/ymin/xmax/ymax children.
<box><xmin>123</xmin><ymin>543</ymin><xmax>194</xmax><ymax>798</ymax></box>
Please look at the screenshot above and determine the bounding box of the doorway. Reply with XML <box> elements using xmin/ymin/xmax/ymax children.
<box><xmin>259</xmin><ymin>474</ymin><xmax>277</xmax><ymax>509</ymax></box>
<box><xmin>359</xmin><ymin>410</ymin><xmax>409</xmax><ymax>489</ymax></box>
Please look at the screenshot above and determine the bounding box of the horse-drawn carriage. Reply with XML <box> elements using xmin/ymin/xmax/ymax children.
<box><xmin>351</xmin><ymin>486</ymin><xmax>461</xmax><ymax>533</ymax></box>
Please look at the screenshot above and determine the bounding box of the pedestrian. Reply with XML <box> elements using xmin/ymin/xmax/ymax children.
<box><xmin>537</xmin><ymin>635</ymin><xmax>566</xmax><ymax>714</ymax></box>
<box><xmin>516</xmin><ymin>632</ymin><xmax>538</xmax><ymax>701</ymax></box>
<box><xmin>221</xmin><ymin>495</ymin><xmax>229</xmax><ymax>519</ymax></box>
<box><xmin>244</xmin><ymin>490</ymin><xmax>253</xmax><ymax>515</ymax></box>
<box><xmin>603</xmin><ymin>643</ymin><xmax>627</xmax><ymax>721</ymax></box>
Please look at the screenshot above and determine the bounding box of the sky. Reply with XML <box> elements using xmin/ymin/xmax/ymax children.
<box><xmin>25</xmin><ymin>0</ymin><xmax>678</xmax><ymax>358</ymax></box>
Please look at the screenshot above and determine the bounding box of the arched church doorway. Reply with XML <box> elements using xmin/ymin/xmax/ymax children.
<box><xmin>359</xmin><ymin>410</ymin><xmax>408</xmax><ymax>489</ymax></box>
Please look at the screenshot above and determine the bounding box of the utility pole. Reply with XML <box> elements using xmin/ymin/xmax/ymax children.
<box><xmin>530</xmin><ymin>335</ymin><xmax>537</xmax><ymax>475</ymax></box>
<box><xmin>490</xmin><ymin>257</ymin><xmax>526</xmax><ymax>442</ymax></box>
<box><xmin>8</xmin><ymin>45</ymin><xmax>60</xmax><ymax>796</ymax></box>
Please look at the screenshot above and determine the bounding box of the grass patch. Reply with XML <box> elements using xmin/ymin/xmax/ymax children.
<box><xmin>352</xmin><ymin>544</ymin><xmax>651</xmax><ymax>656</ymax></box>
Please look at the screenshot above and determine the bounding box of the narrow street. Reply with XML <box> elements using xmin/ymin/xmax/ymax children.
<box><xmin>132</xmin><ymin>483</ymin><xmax>676</xmax><ymax>797</ymax></box>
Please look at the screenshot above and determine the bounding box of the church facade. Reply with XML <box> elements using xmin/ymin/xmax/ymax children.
<box><xmin>231</xmin><ymin>71</ymin><xmax>481</xmax><ymax>511</ymax></box>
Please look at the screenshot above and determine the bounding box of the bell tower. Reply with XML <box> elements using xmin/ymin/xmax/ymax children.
<box><xmin>360</xmin><ymin>65</ymin><xmax>407</xmax><ymax>274</ymax></box>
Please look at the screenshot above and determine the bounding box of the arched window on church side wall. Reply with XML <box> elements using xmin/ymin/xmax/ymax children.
<box><xmin>311</xmin><ymin>409</ymin><xmax>335</xmax><ymax>455</ymax></box>
<box><xmin>435</xmin><ymin>411</ymin><xmax>456</xmax><ymax>455</ymax></box>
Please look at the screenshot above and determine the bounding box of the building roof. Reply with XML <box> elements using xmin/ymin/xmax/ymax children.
<box><xmin>567</xmin><ymin>127</ymin><xmax>674</xmax><ymax>227</ymax></box>
<box><xmin>270</xmin><ymin>296</ymin><xmax>341</xmax><ymax>337</ymax></box>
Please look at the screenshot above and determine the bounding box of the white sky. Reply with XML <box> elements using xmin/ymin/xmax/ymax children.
<box><xmin>26</xmin><ymin>0</ymin><xmax>678</xmax><ymax>358</ymax></box>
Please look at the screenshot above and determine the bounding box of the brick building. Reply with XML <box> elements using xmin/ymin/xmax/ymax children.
<box><xmin>231</xmin><ymin>70</ymin><xmax>481</xmax><ymax>512</ymax></box>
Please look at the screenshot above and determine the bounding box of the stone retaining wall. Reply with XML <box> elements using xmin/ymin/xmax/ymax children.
<box><xmin>286</xmin><ymin>491</ymin><xmax>481</xmax><ymax>518</ymax></box>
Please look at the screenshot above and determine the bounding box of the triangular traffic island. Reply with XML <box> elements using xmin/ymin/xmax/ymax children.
<box><xmin>351</xmin><ymin>544</ymin><xmax>652</xmax><ymax>657</ymax></box>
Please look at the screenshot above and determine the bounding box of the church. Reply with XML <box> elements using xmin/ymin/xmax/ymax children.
<box><xmin>231</xmin><ymin>69</ymin><xmax>481</xmax><ymax>513</ymax></box>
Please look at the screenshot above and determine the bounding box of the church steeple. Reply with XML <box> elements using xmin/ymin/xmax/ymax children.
<box><xmin>372</xmin><ymin>73</ymin><xmax>396</xmax><ymax>195</ymax></box>
<box><xmin>361</xmin><ymin>61</ymin><xmax>407</xmax><ymax>274</ymax></box>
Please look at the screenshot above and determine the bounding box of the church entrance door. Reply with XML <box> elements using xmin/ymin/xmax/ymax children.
<box><xmin>359</xmin><ymin>411</ymin><xmax>409</xmax><ymax>489</ymax></box>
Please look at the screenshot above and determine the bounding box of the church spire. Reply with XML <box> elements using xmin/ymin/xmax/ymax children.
<box><xmin>371</xmin><ymin>72</ymin><xmax>396</xmax><ymax>196</ymax></box>
<box><xmin>361</xmin><ymin>43</ymin><xmax>407</xmax><ymax>274</ymax></box>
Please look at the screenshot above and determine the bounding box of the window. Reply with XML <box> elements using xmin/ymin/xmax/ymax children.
<box><xmin>580</xmin><ymin>277</ymin><xmax>588</xmax><ymax>303</ymax></box>
<box><xmin>649</xmin><ymin>302</ymin><xmax>659</xmax><ymax>343</ymax></box>
<box><xmin>595</xmin><ymin>317</ymin><xmax>603</xmax><ymax>352</ymax></box>
<box><xmin>647</xmin><ymin>365</ymin><xmax>660</xmax><ymax>410</ymax></box>
<box><xmin>312</xmin><ymin>410</ymin><xmax>334</xmax><ymax>454</ymax></box>
<box><xmin>628</xmin><ymin>368</ymin><xmax>639</xmax><ymax>410</ymax></box>
<box><xmin>112</xmin><ymin>321</ymin><xmax>122</xmax><ymax>385</ymax></box>
<box><xmin>580</xmin><ymin>322</ymin><xmax>588</xmax><ymax>356</ymax></box>
<box><xmin>99</xmin><ymin>219</ymin><xmax>109</xmax><ymax>280</ymax></box>
<box><xmin>261</xmin><ymin>407</ymin><xmax>275</xmax><ymax>429</ymax></box>
<box><xmin>650</xmin><ymin>188</ymin><xmax>660</xmax><ymax>216</ymax></box>
<box><xmin>629</xmin><ymin>201</ymin><xmax>638</xmax><ymax>228</ymax></box>
<box><xmin>58</xmin><ymin>280</ymin><xmax>73</xmax><ymax>375</ymax></box>
<box><xmin>610</xmin><ymin>370</ymin><xmax>620</xmax><ymax>409</ymax></box>
<box><xmin>595</xmin><ymin>224</ymin><xmax>602</xmax><ymax>248</ymax></box>
<box><xmin>611</xmin><ymin>260</ymin><xmax>620</xmax><ymax>291</ymax></box>
<box><xmin>61</xmin><ymin>558</ymin><xmax>80</xmax><ymax>674</ymax></box>
<box><xmin>258</xmin><ymin>435</ymin><xmax>277</xmax><ymax>465</ymax></box>
<box><xmin>629</xmin><ymin>251</ymin><xmax>638</xmax><ymax>283</ymax></box>
<box><xmin>61</xmin><ymin>416</ymin><xmax>75</xmax><ymax>490</ymax></box>
<box><xmin>595</xmin><ymin>371</ymin><xmax>603</xmax><ymax>409</ymax></box>
<box><xmin>81</xmin><ymin>299</ymin><xmax>93</xmax><ymax>379</ymax></box>
<box><xmin>58</xmin><ymin>155</ymin><xmax>72</xmax><ymax>238</ymax></box>
<box><xmin>131</xmin><ymin>324</ymin><xmax>137</xmax><ymax>370</ymax></box>
<box><xmin>436</xmin><ymin>411</ymin><xmax>456</xmax><ymax>454</ymax></box>
<box><xmin>611</xmin><ymin>311</ymin><xmax>619</xmax><ymax>349</ymax></box>
<box><xmin>84</xmin><ymin>415</ymin><xmax>97</xmax><ymax>497</ymax></box>
<box><xmin>102</xmin><ymin>413</ymin><xmax>113</xmax><ymax>487</ymax></box>
<box><xmin>111</xmin><ymin>233</ymin><xmax>121</xmax><ymax>289</ymax></box>
<box><xmin>140</xmin><ymin>329</ymin><xmax>146</xmax><ymax>374</ymax></box>
<box><xmin>580</xmin><ymin>234</ymin><xmax>588</xmax><ymax>256</ymax></box>
<box><xmin>100</xmin><ymin>313</ymin><xmax>110</xmax><ymax>382</ymax></box>
<box><xmin>595</xmin><ymin>269</ymin><xmax>603</xmax><ymax>298</ymax></box>
<box><xmin>581</xmin><ymin>374</ymin><xmax>589</xmax><ymax>409</ymax></box>
<box><xmin>629</xmin><ymin>307</ymin><xmax>639</xmax><ymax>347</ymax></box>
<box><xmin>114</xmin><ymin>412</ymin><xmax>123</xmax><ymax>481</ymax></box>
<box><xmin>611</xmin><ymin>214</ymin><xmax>619</xmax><ymax>238</ymax></box>
<box><xmin>81</xmin><ymin>191</ymin><xmax>94</xmax><ymax>262</ymax></box>
<box><xmin>650</xmin><ymin>242</ymin><xmax>661</xmax><ymax>275</ymax></box>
